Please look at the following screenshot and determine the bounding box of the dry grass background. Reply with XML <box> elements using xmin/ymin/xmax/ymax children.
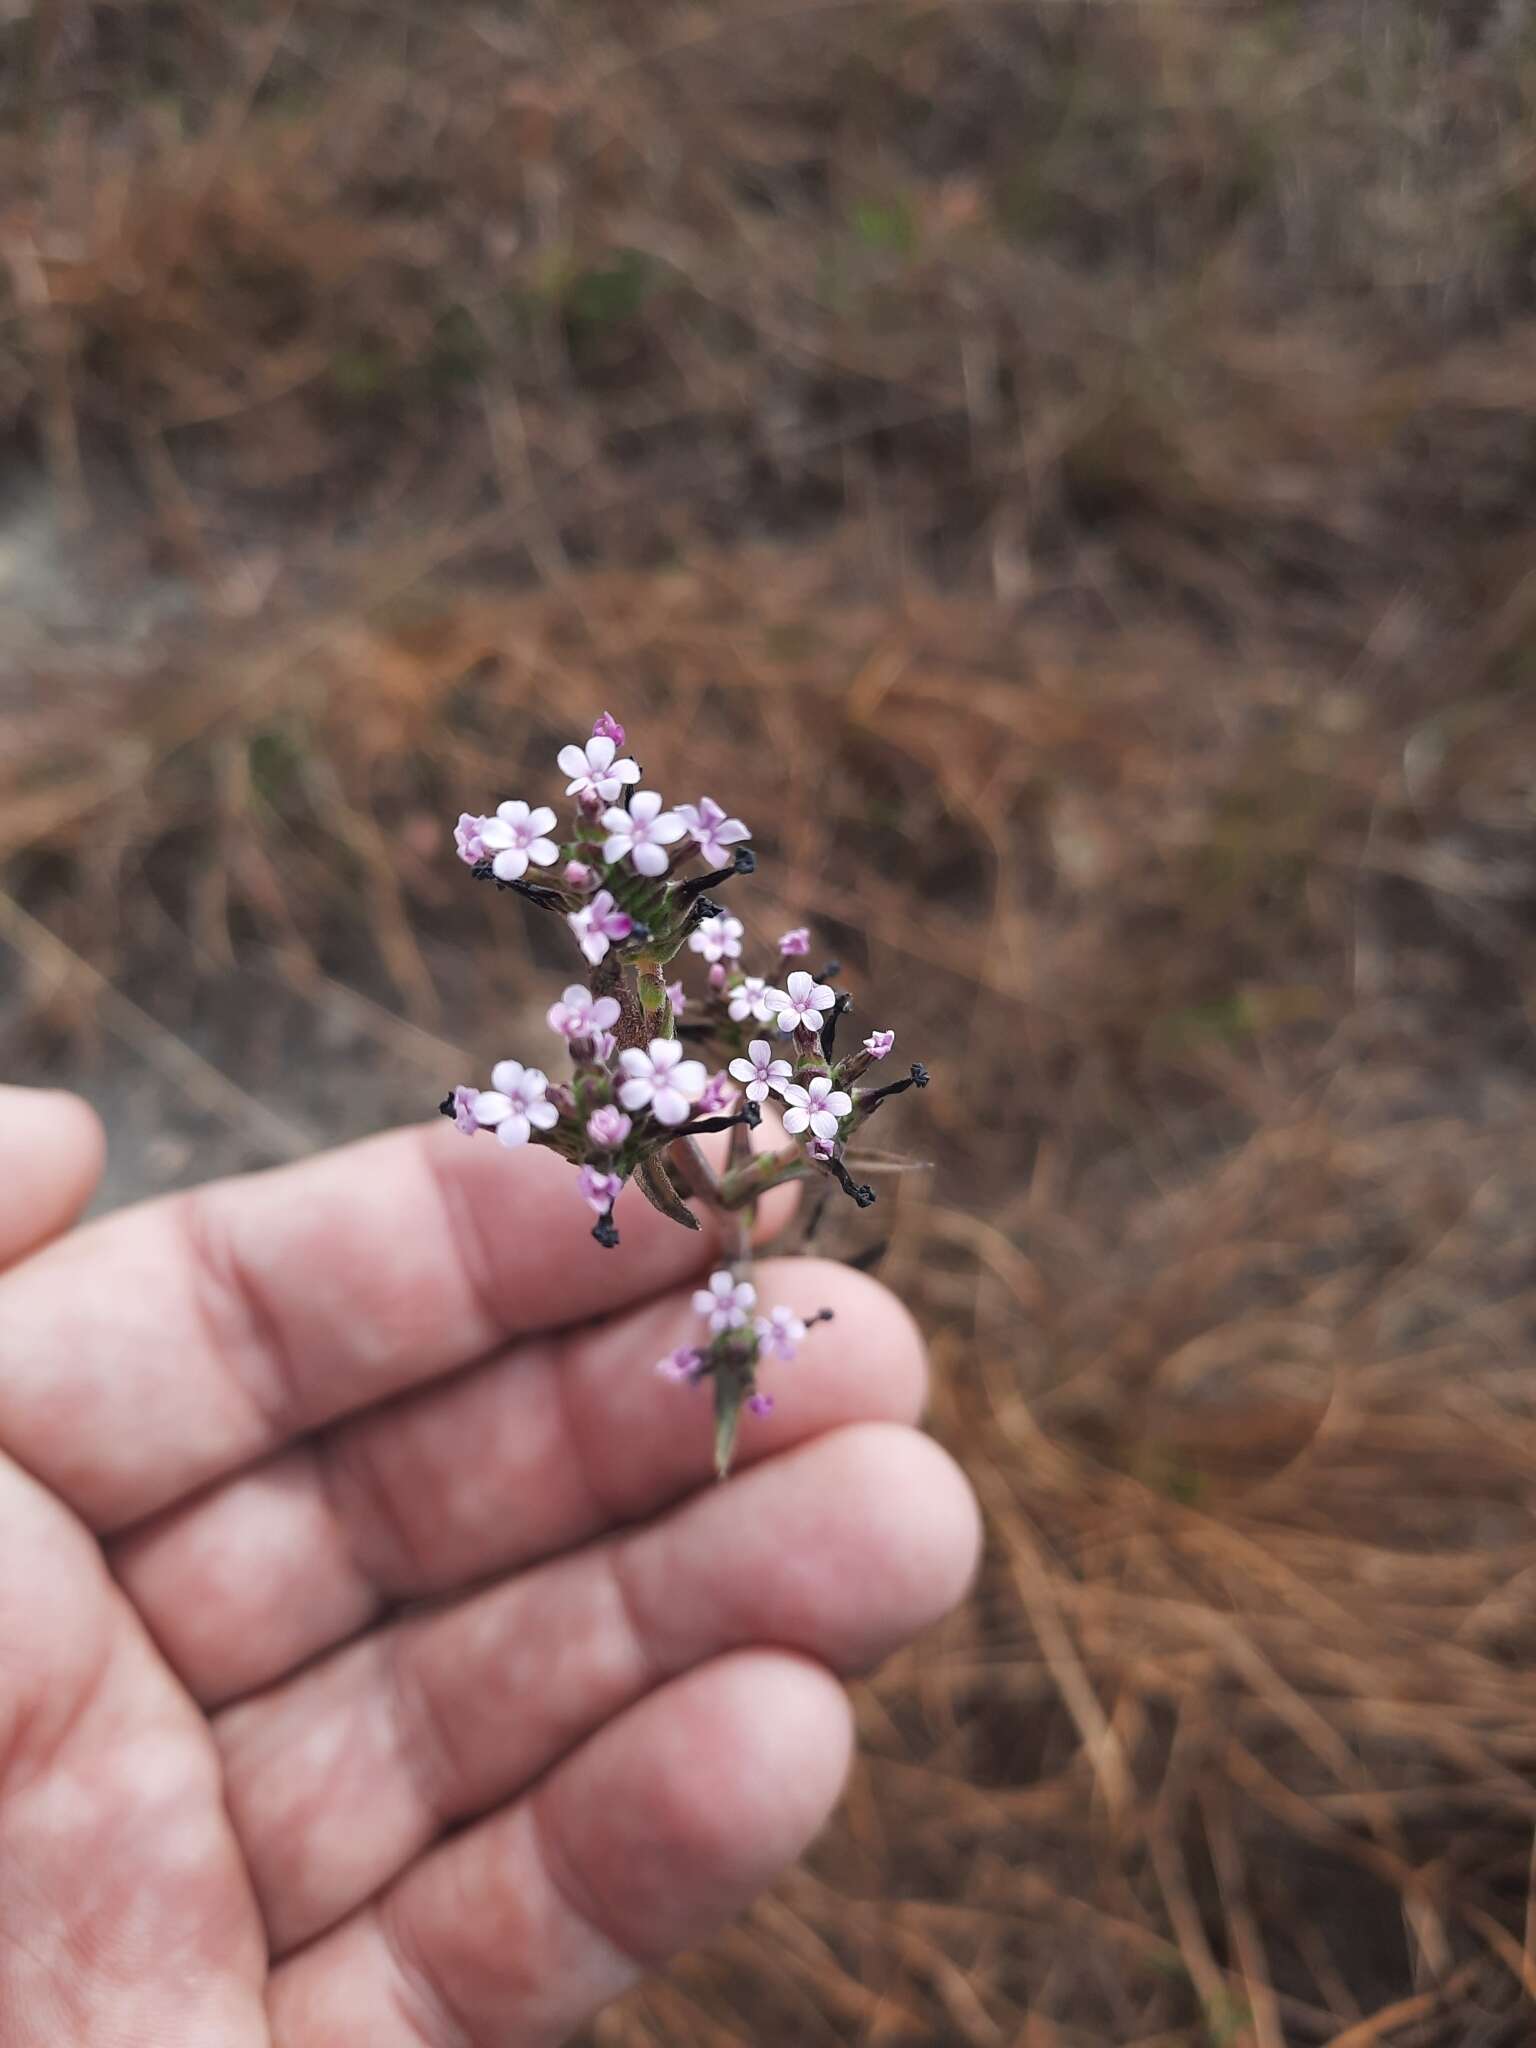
<box><xmin>5</xmin><ymin>1</ymin><xmax>1536</xmax><ymax>2041</ymax></box>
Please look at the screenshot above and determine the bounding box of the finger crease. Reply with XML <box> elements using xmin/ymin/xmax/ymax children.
<box><xmin>375</xmin><ymin>1895</ymin><xmax>476</xmax><ymax>2048</ymax></box>
<box><xmin>384</xmin><ymin>1625</ymin><xmax>458</xmax><ymax>1836</ymax></box>
<box><xmin>175</xmin><ymin>1185</ymin><xmax>303</xmax><ymax>1443</ymax></box>
<box><xmin>528</xmin><ymin>1788</ymin><xmax>647</xmax><ymax>1979</ymax></box>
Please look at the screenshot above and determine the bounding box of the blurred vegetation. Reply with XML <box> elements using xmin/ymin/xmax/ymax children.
<box><xmin>5</xmin><ymin>2</ymin><xmax>1536</xmax><ymax>2041</ymax></box>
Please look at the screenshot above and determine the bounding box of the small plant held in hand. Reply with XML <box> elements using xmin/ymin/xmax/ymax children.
<box><xmin>441</xmin><ymin>714</ymin><xmax>928</xmax><ymax>1473</ymax></box>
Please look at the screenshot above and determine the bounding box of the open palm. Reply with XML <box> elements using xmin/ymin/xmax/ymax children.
<box><xmin>0</xmin><ymin>1086</ymin><xmax>976</xmax><ymax>2045</ymax></box>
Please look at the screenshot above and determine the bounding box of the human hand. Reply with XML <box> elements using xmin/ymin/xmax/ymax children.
<box><xmin>0</xmin><ymin>1084</ymin><xmax>977</xmax><ymax>2044</ymax></box>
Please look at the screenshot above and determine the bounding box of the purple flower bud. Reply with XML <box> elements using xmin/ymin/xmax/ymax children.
<box><xmin>448</xmin><ymin>1084</ymin><xmax>481</xmax><ymax>1135</ymax></box>
<box><xmin>696</xmin><ymin>1072</ymin><xmax>740</xmax><ymax>1116</ymax></box>
<box><xmin>655</xmin><ymin>1345</ymin><xmax>705</xmax><ymax>1383</ymax></box>
<box><xmin>586</xmin><ymin>1105</ymin><xmax>633</xmax><ymax>1150</ymax></box>
<box><xmin>747</xmin><ymin>1392</ymin><xmax>776</xmax><ymax>1417</ymax></box>
<box><xmin>577</xmin><ymin>1164</ymin><xmax>624</xmax><ymax>1216</ymax></box>
<box><xmin>863</xmin><ymin>1029</ymin><xmax>895</xmax><ymax>1061</ymax></box>
<box><xmin>778</xmin><ymin>926</ymin><xmax>811</xmax><ymax>957</ymax></box>
<box><xmin>454</xmin><ymin>813</ymin><xmax>492</xmax><ymax>865</ymax></box>
<box><xmin>592</xmin><ymin>710</ymin><xmax>626</xmax><ymax>747</ymax></box>
<box><xmin>666</xmin><ymin>979</ymin><xmax>687</xmax><ymax>1018</ymax></box>
<box><xmin>563</xmin><ymin>860</ymin><xmax>597</xmax><ymax>895</ymax></box>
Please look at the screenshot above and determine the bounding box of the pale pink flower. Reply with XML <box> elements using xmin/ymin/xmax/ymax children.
<box><xmin>666</xmin><ymin>979</ymin><xmax>687</xmax><ymax>1017</ymax></box>
<box><xmin>728</xmin><ymin>975</ymin><xmax>776</xmax><ymax>1025</ymax></box>
<box><xmin>558</xmin><ymin>733</ymin><xmax>641</xmax><ymax>805</ymax></box>
<box><xmin>618</xmin><ymin>1039</ymin><xmax>708</xmax><ymax>1126</ymax></box>
<box><xmin>601</xmin><ymin>790</ymin><xmax>686</xmax><ymax>877</ymax></box>
<box><xmin>585</xmin><ymin>1105</ymin><xmax>633</xmax><ymax>1150</ymax></box>
<box><xmin>454</xmin><ymin>813</ymin><xmax>492</xmax><ymax>864</ymax></box>
<box><xmin>693</xmin><ymin>1268</ymin><xmax>757</xmax><ymax>1333</ymax></box>
<box><xmin>472</xmin><ymin>1060</ymin><xmax>561</xmax><ymax>1149</ymax></box>
<box><xmin>676</xmin><ymin>796</ymin><xmax>750</xmax><ymax>868</ymax></box>
<box><xmin>547</xmin><ymin>984</ymin><xmax>622</xmax><ymax>1040</ymax></box>
<box><xmin>689</xmin><ymin>913</ymin><xmax>744</xmax><ymax>965</ymax></box>
<box><xmin>728</xmin><ymin>1039</ymin><xmax>793</xmax><ymax>1105</ymax></box>
<box><xmin>655</xmin><ymin>1345</ymin><xmax>705</xmax><ymax>1382</ymax></box>
<box><xmin>775</xmin><ymin>969</ymin><xmax>836</xmax><ymax>1035</ymax></box>
<box><xmin>567</xmin><ymin>890</ymin><xmax>633</xmax><ymax>965</ymax></box>
<box><xmin>578</xmin><ymin>1164</ymin><xmax>624</xmax><ymax>1215</ymax></box>
<box><xmin>708</xmin><ymin>963</ymin><xmax>726</xmax><ymax>989</ymax></box>
<box><xmin>756</xmin><ymin>1304</ymin><xmax>807</xmax><ymax>1361</ymax></box>
<box><xmin>592</xmin><ymin>711</ymin><xmax>626</xmax><ymax>746</ymax></box>
<box><xmin>697</xmin><ymin>1072</ymin><xmax>740</xmax><ymax>1116</ymax></box>
<box><xmin>479</xmin><ymin>800</ymin><xmax>559</xmax><ymax>882</ymax></box>
<box><xmin>447</xmin><ymin>1084</ymin><xmax>481</xmax><ymax>1135</ymax></box>
<box><xmin>863</xmin><ymin>1029</ymin><xmax>895</xmax><ymax>1061</ymax></box>
<box><xmin>563</xmin><ymin>859</ymin><xmax>597</xmax><ymax>894</ymax></box>
<box><xmin>778</xmin><ymin>926</ymin><xmax>811</xmax><ymax>957</ymax></box>
<box><xmin>780</xmin><ymin>1074</ymin><xmax>852</xmax><ymax>1143</ymax></box>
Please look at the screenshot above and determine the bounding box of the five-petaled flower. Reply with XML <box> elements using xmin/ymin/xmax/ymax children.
<box><xmin>677</xmin><ymin>796</ymin><xmax>750</xmax><ymax>869</ymax></box>
<box><xmin>601</xmin><ymin>790</ymin><xmax>686</xmax><ymax>877</ymax></box>
<box><xmin>694</xmin><ymin>1268</ymin><xmax>757</xmax><ymax>1333</ymax></box>
<box><xmin>618</xmin><ymin>1039</ymin><xmax>709</xmax><ymax>1126</ymax></box>
<box><xmin>577</xmin><ymin>1164</ymin><xmax>624</xmax><ymax>1216</ymax></box>
<box><xmin>479</xmin><ymin>799</ymin><xmax>559</xmax><ymax>882</ymax></box>
<box><xmin>775</xmin><ymin>969</ymin><xmax>836</xmax><ymax>1035</ymax></box>
<box><xmin>689</xmin><ymin>913</ymin><xmax>744</xmax><ymax>964</ymax></box>
<box><xmin>756</xmin><ymin>1304</ymin><xmax>807</xmax><ymax>1361</ymax></box>
<box><xmin>585</xmin><ymin>1105</ymin><xmax>633</xmax><ymax>1150</ymax></box>
<box><xmin>777</xmin><ymin>926</ymin><xmax>811</xmax><ymax>957</ymax></box>
<box><xmin>863</xmin><ymin>1029</ymin><xmax>895</xmax><ymax>1061</ymax></box>
<box><xmin>728</xmin><ymin>975</ymin><xmax>776</xmax><ymax>1024</ymax></box>
<box><xmin>548</xmin><ymin>984</ymin><xmax>622</xmax><ymax>1041</ymax></box>
<box><xmin>728</xmin><ymin>1039</ymin><xmax>793</xmax><ymax>1104</ymax></box>
<box><xmin>471</xmin><ymin>1061</ymin><xmax>561</xmax><ymax>1149</ymax></box>
<box><xmin>558</xmin><ymin>733</ymin><xmax>641</xmax><ymax>806</ymax></box>
<box><xmin>567</xmin><ymin>890</ymin><xmax>634</xmax><ymax>965</ymax></box>
<box><xmin>780</xmin><ymin>1073</ymin><xmax>852</xmax><ymax>1143</ymax></box>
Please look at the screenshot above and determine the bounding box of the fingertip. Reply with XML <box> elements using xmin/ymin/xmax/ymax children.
<box><xmin>543</xmin><ymin>1649</ymin><xmax>855</xmax><ymax>1966</ymax></box>
<box><xmin>0</xmin><ymin>1085</ymin><xmax>107</xmax><ymax>1261</ymax></box>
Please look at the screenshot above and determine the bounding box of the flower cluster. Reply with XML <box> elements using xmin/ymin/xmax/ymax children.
<box><xmin>654</xmin><ymin>1269</ymin><xmax>832</xmax><ymax>1470</ymax></box>
<box><xmin>439</xmin><ymin>714</ymin><xmax>928</xmax><ymax>1469</ymax></box>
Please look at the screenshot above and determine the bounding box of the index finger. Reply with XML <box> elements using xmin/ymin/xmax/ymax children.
<box><xmin>0</xmin><ymin>1120</ymin><xmax>772</xmax><ymax>1531</ymax></box>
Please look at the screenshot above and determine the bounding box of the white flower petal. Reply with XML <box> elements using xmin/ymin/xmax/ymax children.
<box><xmin>491</xmin><ymin>847</ymin><xmax>530</xmax><ymax>881</ymax></box>
<box><xmin>530</xmin><ymin>806</ymin><xmax>557</xmax><ymax>835</ymax></box>
<box><xmin>728</xmin><ymin>1057</ymin><xmax>754</xmax><ymax>1083</ymax></box>
<box><xmin>651</xmin><ymin>811</ymin><xmax>686</xmax><ymax>844</ymax></box>
<box><xmin>782</xmin><ymin>1107</ymin><xmax>809</xmax><ymax>1135</ymax></box>
<box><xmin>527</xmin><ymin>1099</ymin><xmax>560</xmax><ymax>1130</ymax></box>
<box><xmin>489</xmin><ymin>1061</ymin><xmax>526</xmax><ymax>1093</ymax></box>
<box><xmin>472</xmin><ymin>1090</ymin><xmax>513</xmax><ymax>1125</ymax></box>
<box><xmin>628</xmin><ymin>789</ymin><xmax>661</xmax><ymax>824</ymax></box>
<box><xmin>494</xmin><ymin>1114</ymin><xmax>531</xmax><ymax>1148</ymax></box>
<box><xmin>601</xmin><ymin>833</ymin><xmax>633</xmax><ymax>864</ymax></box>
<box><xmin>652</xmin><ymin>1088</ymin><xmax>691</xmax><ymax>1125</ymax></box>
<box><xmin>528</xmin><ymin>838</ymin><xmax>559</xmax><ymax>867</ymax></box>
<box><xmin>496</xmin><ymin>799</ymin><xmax>530</xmax><ymax>825</ymax></box>
<box><xmin>618</xmin><ymin>1078</ymin><xmax>653</xmax><ymax>1111</ymax></box>
<box><xmin>671</xmin><ymin>1059</ymin><xmax>707</xmax><ymax>1099</ymax></box>
<box><xmin>630</xmin><ymin>842</ymin><xmax>670</xmax><ymax>876</ymax></box>
<box><xmin>619</xmin><ymin>1048</ymin><xmax>652</xmax><ymax>1078</ymax></box>
<box><xmin>587</xmin><ymin>735</ymin><xmax>616</xmax><ymax>771</ymax></box>
<box><xmin>557</xmin><ymin>744</ymin><xmax>589</xmax><ymax>779</ymax></box>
